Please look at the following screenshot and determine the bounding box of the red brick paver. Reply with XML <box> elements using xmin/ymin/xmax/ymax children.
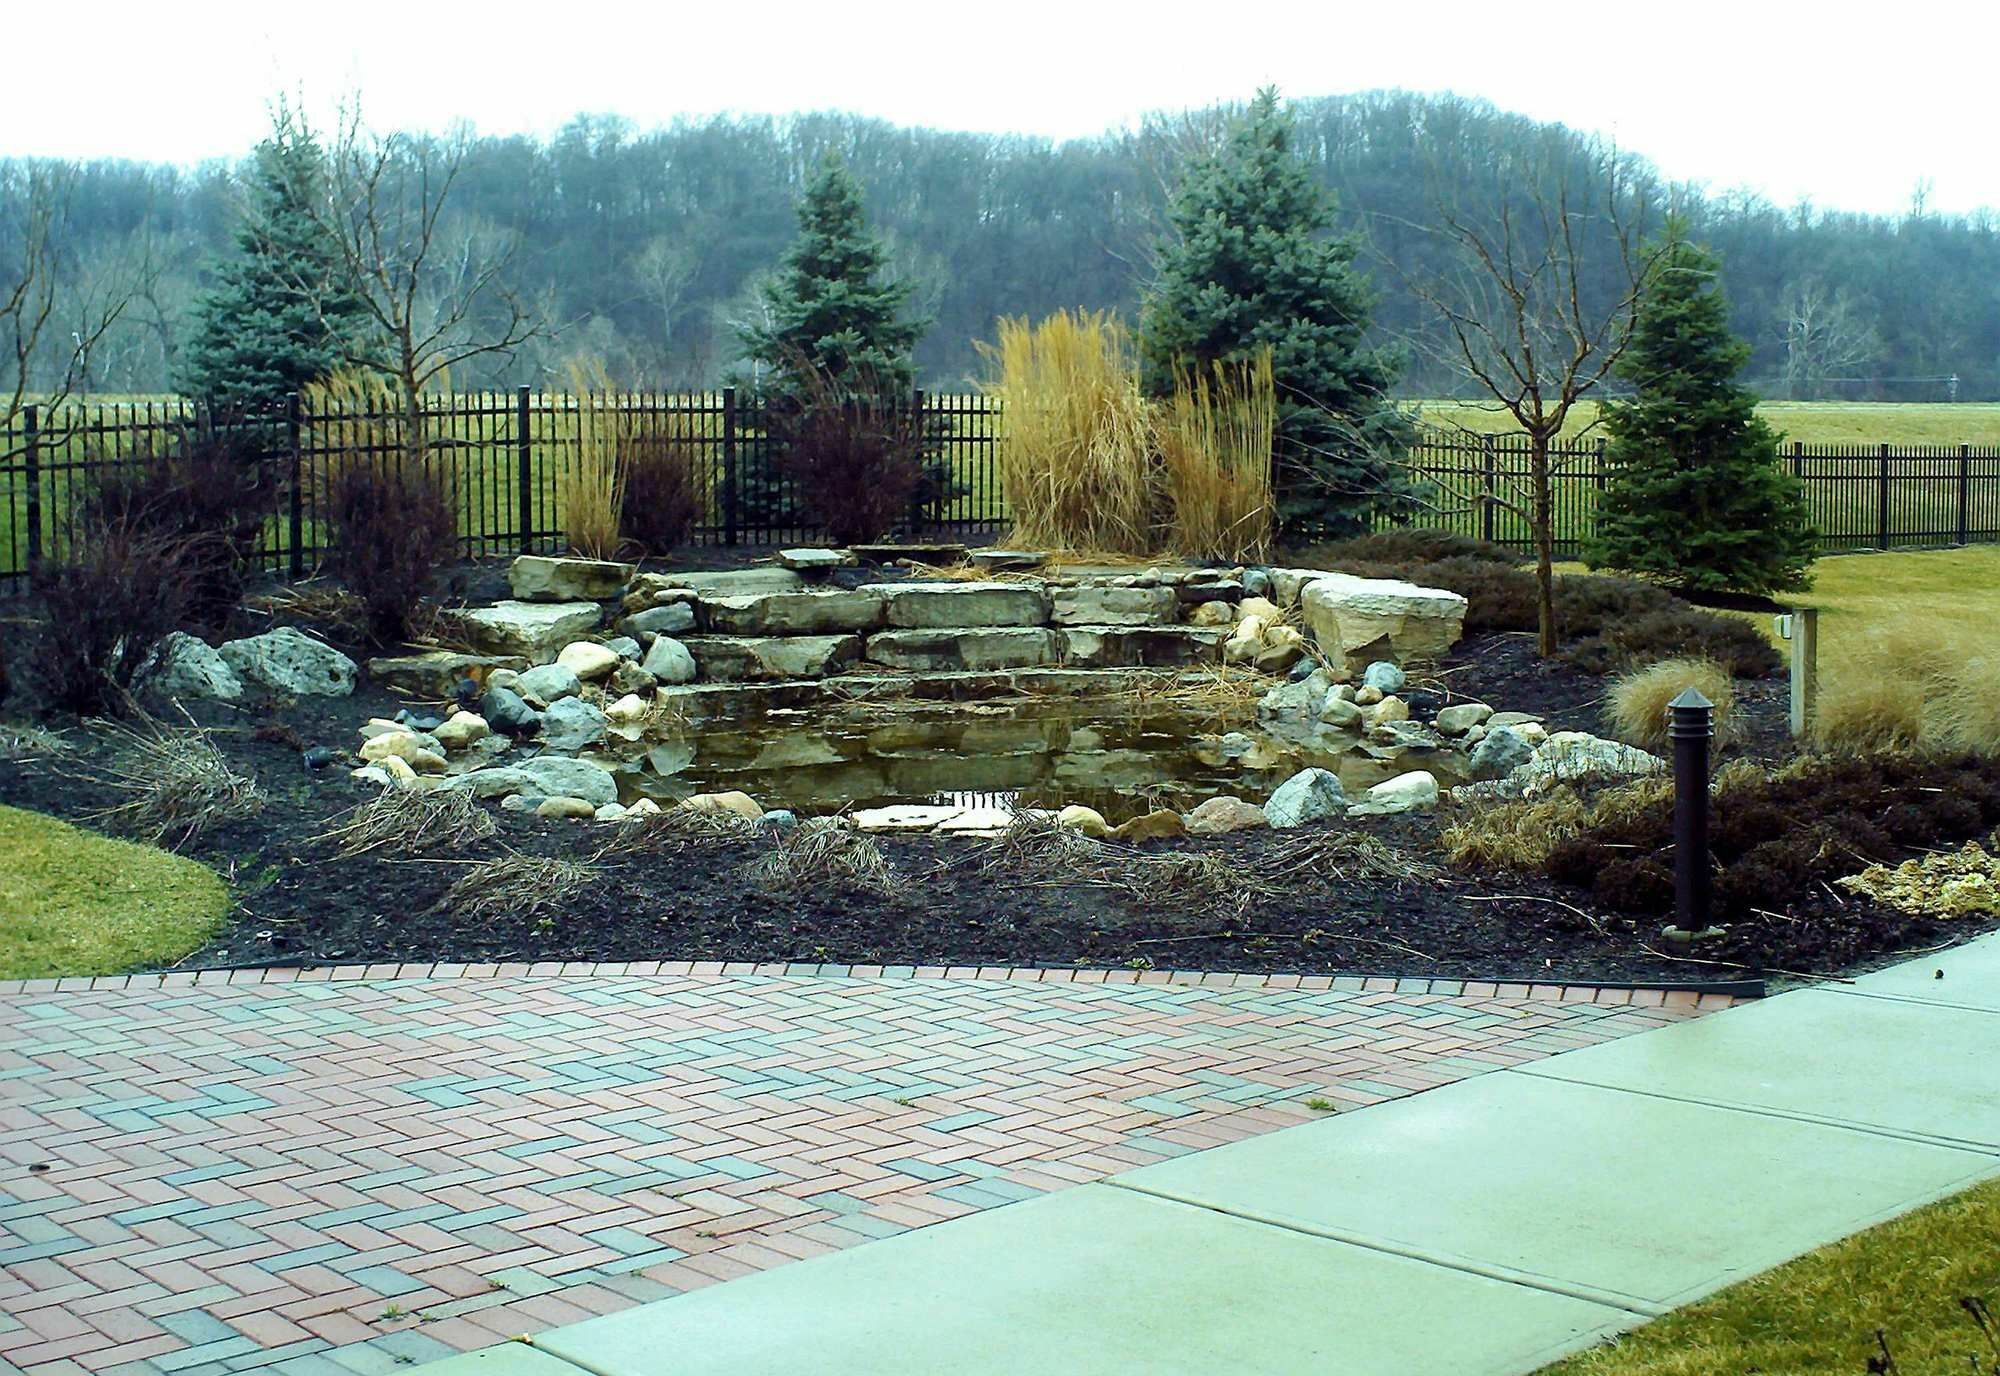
<box><xmin>0</xmin><ymin>969</ymin><xmax>1719</xmax><ymax>1373</ymax></box>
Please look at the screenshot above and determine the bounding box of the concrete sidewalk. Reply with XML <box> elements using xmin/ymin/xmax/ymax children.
<box><xmin>417</xmin><ymin>933</ymin><xmax>2000</xmax><ymax>1375</ymax></box>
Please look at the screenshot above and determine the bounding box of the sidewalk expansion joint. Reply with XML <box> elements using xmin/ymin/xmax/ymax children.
<box><xmin>1511</xmin><ymin>1065</ymin><xmax>2000</xmax><ymax>1159</ymax></box>
<box><xmin>1101</xmin><ymin>1179</ymin><xmax>1662</xmax><ymax>1319</ymax></box>
<box><xmin>1815</xmin><ymin>985</ymin><xmax>2000</xmax><ymax>1018</ymax></box>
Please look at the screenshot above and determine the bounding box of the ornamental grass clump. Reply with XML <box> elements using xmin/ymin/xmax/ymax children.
<box><xmin>1154</xmin><ymin>352</ymin><xmax>1276</xmax><ymax>562</ymax></box>
<box><xmin>561</xmin><ymin>357</ymin><xmax>628</xmax><ymax>560</ymax></box>
<box><xmin>87</xmin><ymin>712</ymin><xmax>265</xmax><ymax>849</ymax></box>
<box><xmin>1815</xmin><ymin>622</ymin><xmax>2000</xmax><ymax>757</ymax></box>
<box><xmin>1605</xmin><ymin>658</ymin><xmax>1736</xmax><ymax>753</ymax></box>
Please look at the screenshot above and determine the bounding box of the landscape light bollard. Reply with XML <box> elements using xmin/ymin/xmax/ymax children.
<box><xmin>1669</xmin><ymin>688</ymin><xmax>1715</xmax><ymax>938</ymax></box>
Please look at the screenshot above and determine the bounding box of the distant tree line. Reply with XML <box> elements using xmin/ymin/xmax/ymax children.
<box><xmin>5</xmin><ymin>89</ymin><xmax>1998</xmax><ymax>400</ymax></box>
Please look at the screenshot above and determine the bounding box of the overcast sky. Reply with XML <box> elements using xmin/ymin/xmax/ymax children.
<box><xmin>10</xmin><ymin>0</ymin><xmax>1994</xmax><ymax>217</ymax></box>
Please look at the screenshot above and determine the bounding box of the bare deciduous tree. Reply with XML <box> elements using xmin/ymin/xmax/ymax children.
<box><xmin>1386</xmin><ymin>136</ymin><xmax>1663</xmax><ymax>656</ymax></box>
<box><xmin>1779</xmin><ymin>278</ymin><xmax>1879</xmax><ymax>400</ymax></box>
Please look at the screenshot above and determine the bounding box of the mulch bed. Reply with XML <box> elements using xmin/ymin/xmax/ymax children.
<box><xmin>4</xmin><ymin>603</ymin><xmax>1982</xmax><ymax>988</ymax></box>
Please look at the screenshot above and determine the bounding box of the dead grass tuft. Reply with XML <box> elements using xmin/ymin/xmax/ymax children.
<box><xmin>317</xmin><ymin>788</ymin><xmax>497</xmax><ymax>859</ymax></box>
<box><xmin>1605</xmin><ymin>658</ymin><xmax>1736</xmax><ymax>753</ymax></box>
<box><xmin>440</xmin><ymin>853</ymin><xmax>597</xmax><ymax>925</ymax></box>
<box><xmin>598</xmin><ymin>805</ymin><xmax>757</xmax><ymax>857</ymax></box>
<box><xmin>1154</xmin><ymin>351</ymin><xmax>1276</xmax><ymax>562</ymax></box>
<box><xmin>750</xmin><ymin>818</ymin><xmax>904</xmax><ymax>897</ymax></box>
<box><xmin>1267</xmin><ymin>829</ymin><xmax>1439</xmax><ymax>885</ymax></box>
<box><xmin>1440</xmin><ymin>775</ymin><xmax>1675</xmax><ymax>875</ymax></box>
<box><xmin>83</xmin><ymin>711</ymin><xmax>265</xmax><ymax>849</ymax></box>
<box><xmin>1814</xmin><ymin>620</ymin><xmax>2000</xmax><ymax>756</ymax></box>
<box><xmin>1112</xmin><ymin>852</ymin><xmax>1258</xmax><ymax>922</ymax></box>
<box><xmin>0</xmin><ymin>722</ymin><xmax>72</xmax><ymax>760</ymax></box>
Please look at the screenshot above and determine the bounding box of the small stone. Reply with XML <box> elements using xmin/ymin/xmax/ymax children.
<box><xmin>1236</xmin><ymin>597</ymin><xmax>1281</xmax><ymax>624</ymax></box>
<box><xmin>1361</xmin><ymin>661</ymin><xmax>1407</xmax><ymax>695</ymax></box>
<box><xmin>608</xmin><ymin>661</ymin><xmax>659</xmax><ymax>696</ymax></box>
<box><xmin>1188</xmin><ymin>600</ymin><xmax>1236</xmax><ymax>628</ymax></box>
<box><xmin>537</xmin><ymin>796</ymin><xmax>597</xmax><ymax>819</ymax></box>
<box><xmin>1110</xmin><ymin>809</ymin><xmax>1187</xmax><ymax>842</ymax></box>
<box><xmin>515</xmin><ymin>663</ymin><xmax>582</xmax><ymax>707</ymax></box>
<box><xmin>479</xmin><ymin>686</ymin><xmax>542</xmax><ymax>737</ymax></box>
<box><xmin>555</xmin><ymin>641</ymin><xmax>620</xmax><ymax>681</ymax></box>
<box><xmin>432</xmin><ymin>712</ymin><xmax>491</xmax><ymax>752</ymax></box>
<box><xmin>1222</xmin><ymin>630</ymin><xmax>1264</xmax><ymax>666</ymax></box>
<box><xmin>358</xmin><ymin>717</ymin><xmax>405</xmax><ymax>741</ymax></box>
<box><xmin>620</xmin><ymin>603</ymin><xmax>698</xmax><ymax>639</ymax></box>
<box><xmin>1354</xmin><ymin>685</ymin><xmax>1384</xmax><ymax>707</ymax></box>
<box><xmin>1056</xmin><ymin>804</ymin><xmax>1111</xmax><ymax>838</ymax></box>
<box><xmin>360</xmin><ymin>730</ymin><xmax>442</xmax><ymax>768</ymax></box>
<box><xmin>604</xmin><ymin>693</ymin><xmax>649</xmax><ymax>725</ymax></box>
<box><xmin>1214</xmin><ymin>732</ymin><xmax>1256</xmax><ymax>759</ymax></box>
<box><xmin>1288</xmin><ymin>657</ymin><xmax>1321</xmax><ymax>683</ymax></box>
<box><xmin>1242</xmin><ymin>569</ymin><xmax>1272</xmax><ymax>597</ymax></box>
<box><xmin>1488</xmin><ymin>711</ymin><xmax>1545</xmax><ymax>729</ymax></box>
<box><xmin>302</xmin><ymin>746</ymin><xmax>339</xmax><ymax>772</ymax></box>
<box><xmin>1365</xmin><ymin>696</ymin><xmax>1410</xmax><ymax>726</ymax></box>
<box><xmin>759</xmin><ymin>809</ymin><xmax>800</xmax><ymax>831</ymax></box>
<box><xmin>542</xmin><ymin>697</ymin><xmax>609</xmax><ymax>753</ymax></box>
<box><xmin>1347</xmin><ymin>770</ymin><xmax>1440</xmax><ymax>817</ymax></box>
<box><xmin>1254</xmin><ymin>638</ymin><xmax>1306</xmax><ymax>675</ymax></box>
<box><xmin>1516</xmin><ymin>721</ymin><xmax>1549</xmax><ymax>745</ymax></box>
<box><xmin>1317</xmin><ymin>693</ymin><xmax>1364</xmax><ymax>729</ymax></box>
<box><xmin>603</xmin><ymin>636</ymin><xmax>642</xmax><ymax>661</ymax></box>
<box><xmin>500</xmin><ymin>793</ymin><xmax>540</xmax><ymax>812</ymax></box>
<box><xmin>1183</xmin><ymin>795</ymin><xmax>1269</xmax><ymax>835</ymax></box>
<box><xmin>625</xmin><ymin>797</ymin><xmax>663</xmax><ymax>818</ymax></box>
<box><xmin>1434</xmin><ymin>703</ymin><xmax>1494</xmax><ymax>736</ymax></box>
<box><xmin>680</xmin><ymin>791</ymin><xmax>763</xmax><ymax>821</ymax></box>
<box><xmin>1259</xmin><ymin>669</ymin><xmax>1332</xmax><ymax>721</ymax></box>
<box><xmin>487</xmin><ymin>668</ymin><xmax>522</xmax><ymax>691</ymax></box>
<box><xmin>967</xmin><ymin>549</ymin><xmax>1048</xmax><ymax>572</ymax></box>
<box><xmin>351</xmin><ymin>764</ymin><xmax>392</xmax><ymax>787</ymax></box>
<box><xmin>1463</xmin><ymin>724</ymin><xmax>1489</xmax><ymax>746</ymax></box>
<box><xmin>377</xmin><ymin>755</ymin><xmax>420</xmax><ymax>786</ymax></box>
<box><xmin>594</xmin><ymin>802</ymin><xmax>629</xmax><ymax>822</ymax></box>
<box><xmin>642</xmin><ymin>636</ymin><xmax>698</xmax><ymax>684</ymax></box>
<box><xmin>1264</xmin><ymin>768</ymin><xmax>1347</xmax><ymax>828</ymax></box>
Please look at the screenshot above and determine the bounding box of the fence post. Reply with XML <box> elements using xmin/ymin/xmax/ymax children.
<box><xmin>1593</xmin><ymin>437</ymin><xmax>1607</xmax><ymax>496</ymax></box>
<box><xmin>1480</xmin><ymin>434</ymin><xmax>1496</xmax><ymax>544</ymax></box>
<box><xmin>22</xmin><ymin>404</ymin><xmax>40</xmax><ymax>584</ymax></box>
<box><xmin>1958</xmin><ymin>443</ymin><xmax>1972</xmax><ymax>547</ymax></box>
<box><xmin>1876</xmin><ymin>442</ymin><xmax>1892</xmax><ymax>549</ymax></box>
<box><xmin>909</xmin><ymin>387</ymin><xmax>927</xmax><ymax>535</ymax></box>
<box><xmin>516</xmin><ymin>386</ymin><xmax>533</xmax><ymax>554</ymax></box>
<box><xmin>287</xmin><ymin>392</ymin><xmax>305</xmax><ymax>580</ymax></box>
<box><xmin>721</xmin><ymin>387</ymin><xmax>740</xmax><ymax>547</ymax></box>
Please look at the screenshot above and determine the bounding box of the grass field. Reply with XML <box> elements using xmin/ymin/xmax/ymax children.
<box><xmin>0</xmin><ymin>803</ymin><xmax>229</xmax><ymax>979</ymax></box>
<box><xmin>1539</xmin><ymin>1174</ymin><xmax>2000</xmax><ymax>1374</ymax></box>
<box><xmin>1416</xmin><ymin>400</ymin><xmax>2000</xmax><ymax>446</ymax></box>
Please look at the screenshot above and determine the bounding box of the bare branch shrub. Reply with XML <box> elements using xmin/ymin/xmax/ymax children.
<box><xmin>86</xmin><ymin>713</ymin><xmax>265</xmax><ymax>847</ymax></box>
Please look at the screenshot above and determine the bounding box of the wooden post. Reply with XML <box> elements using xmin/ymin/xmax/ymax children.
<box><xmin>1789</xmin><ymin>606</ymin><xmax>1819</xmax><ymax>739</ymax></box>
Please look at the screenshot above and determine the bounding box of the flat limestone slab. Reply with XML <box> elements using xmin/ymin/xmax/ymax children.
<box><xmin>1115</xmin><ymin>1070</ymin><xmax>1996</xmax><ymax>1312</ymax></box>
<box><xmin>408</xmin><ymin>1346</ymin><xmax>588</xmax><ymax>1376</ymax></box>
<box><xmin>1846</xmin><ymin>930</ymin><xmax>2000</xmax><ymax>1012</ymax></box>
<box><xmin>697</xmin><ymin>590</ymin><xmax>886</xmax><ymax>635</ymax></box>
<box><xmin>531</xmin><ymin>1184</ymin><xmax>1626</xmax><ymax>1376</ymax></box>
<box><xmin>866</xmin><ymin>627</ymin><xmax>1059</xmax><ymax>671</ymax></box>
<box><xmin>1522</xmin><ymin>988</ymin><xmax>2000</xmax><ymax>1151</ymax></box>
<box><xmin>863</xmin><ymin>581</ymin><xmax>1050</xmax><ymax>628</ymax></box>
<box><xmin>681</xmin><ymin>634</ymin><xmax>863</xmax><ymax>681</ymax></box>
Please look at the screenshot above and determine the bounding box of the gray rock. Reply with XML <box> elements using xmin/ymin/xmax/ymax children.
<box><xmin>778</xmin><ymin>547</ymin><xmax>847</xmax><ymax>572</ymax></box>
<box><xmin>146</xmin><ymin>633</ymin><xmax>244</xmax><ymax>702</ymax></box>
<box><xmin>1242</xmin><ymin>569</ymin><xmax>1272</xmax><ymax>597</ymax></box>
<box><xmin>541</xmin><ymin>696</ymin><xmax>609</xmax><ymax>753</ymax></box>
<box><xmin>364</xmin><ymin>651</ymin><xmax>528</xmax><ymax>696</ymax></box>
<box><xmin>608</xmin><ymin>660</ymin><xmax>659</xmax><ymax>696</ymax></box>
<box><xmin>620</xmin><ymin>602</ymin><xmax>698</xmax><ymax>639</ymax></box>
<box><xmin>478</xmin><ymin>686</ymin><xmax>543</xmax><ymax>738</ymax></box>
<box><xmin>1214</xmin><ymin>732</ymin><xmax>1256</xmax><ymax>759</ymax></box>
<box><xmin>865</xmin><ymin>628</ymin><xmax>1058</xmax><ymax>672</ymax></box>
<box><xmin>1050</xmin><ymin>585</ymin><xmax>1179</xmax><ymax>627</ymax></box>
<box><xmin>443</xmin><ymin>755</ymin><xmax>619</xmax><ymax>807</ymax></box>
<box><xmin>1347</xmin><ymin>770</ymin><xmax>1440</xmax><ymax>817</ymax></box>
<box><xmin>508</xmin><ymin>554</ymin><xmax>635</xmax><ymax>602</ymax></box>
<box><xmin>699</xmin><ymin>590</ymin><xmax>886</xmax><ymax>635</ymax></box>
<box><xmin>1512</xmin><ymin>732</ymin><xmax>1666</xmax><ymax>797</ymax></box>
<box><xmin>1264</xmin><ymin>768</ymin><xmax>1348</xmax><ymax>828</ymax></box>
<box><xmin>1059</xmin><ymin>626</ymin><xmax>1228</xmax><ymax>669</ymax></box>
<box><xmin>642</xmin><ymin>636</ymin><xmax>699</xmax><ymax>683</ymax></box>
<box><xmin>603</xmin><ymin>636</ymin><xmax>641</xmax><ymax>661</ymax></box>
<box><xmin>681</xmin><ymin>634</ymin><xmax>861</xmax><ymax>682</ymax></box>
<box><xmin>1434</xmin><ymin>702</ymin><xmax>1494</xmax><ymax>736</ymax></box>
<box><xmin>1287</xmin><ymin>656</ymin><xmax>1321</xmax><ymax>682</ymax></box>
<box><xmin>759</xmin><ymin>809</ymin><xmax>800</xmax><ymax>831</ymax></box>
<box><xmin>1316</xmin><ymin>692</ymin><xmax>1364</xmax><ymax>729</ymax></box>
<box><xmin>218</xmin><ymin>626</ymin><xmax>357</xmax><ymax>697</ymax></box>
<box><xmin>1257</xmin><ymin>669</ymin><xmax>1333</xmax><ymax>721</ymax></box>
<box><xmin>967</xmin><ymin>549</ymin><xmax>1048</xmax><ymax>572</ymax></box>
<box><xmin>1467</xmin><ymin>725</ymin><xmax>1536</xmax><ymax>781</ymax></box>
<box><xmin>641</xmin><ymin>568</ymin><xmax>805</xmax><ymax>599</ymax></box>
<box><xmin>863</xmin><ymin>582</ymin><xmax>1050</xmax><ymax>629</ymax></box>
<box><xmin>451</xmin><ymin>601</ymin><xmax>602</xmax><ymax>659</ymax></box>
<box><xmin>1361</xmin><ymin>660</ymin><xmax>1408</xmax><ymax>695</ymax></box>
<box><xmin>514</xmin><ymin>663</ymin><xmax>582</xmax><ymax>707</ymax></box>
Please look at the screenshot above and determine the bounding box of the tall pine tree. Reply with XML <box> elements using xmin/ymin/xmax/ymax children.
<box><xmin>737</xmin><ymin>155</ymin><xmax>926</xmax><ymax>406</ymax></box>
<box><xmin>1587</xmin><ymin>222</ymin><xmax>1816</xmax><ymax>595</ymax></box>
<box><xmin>1141</xmin><ymin>89</ymin><xmax>1410</xmax><ymax>540</ymax></box>
<box><xmin>178</xmin><ymin>111</ymin><xmax>367</xmax><ymax>415</ymax></box>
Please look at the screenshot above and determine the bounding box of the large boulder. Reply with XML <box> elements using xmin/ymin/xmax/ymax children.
<box><xmin>1513</xmin><ymin>732</ymin><xmax>1665</xmax><ymax>797</ymax></box>
<box><xmin>440</xmin><ymin>755</ymin><xmax>619</xmax><ymax>807</ymax></box>
<box><xmin>367</xmin><ymin>651</ymin><xmax>527</xmax><ymax>696</ymax></box>
<box><xmin>682</xmin><ymin>634</ymin><xmax>863</xmax><ymax>681</ymax></box>
<box><xmin>863</xmin><ymin>582</ymin><xmax>1050</xmax><ymax>629</ymax></box>
<box><xmin>1050</xmin><ymin>585</ymin><xmax>1178</xmax><ymax>627</ymax></box>
<box><xmin>541</xmin><ymin>696</ymin><xmax>609</xmax><ymax>753</ymax></box>
<box><xmin>698</xmin><ymin>590</ymin><xmax>886</xmax><ymax>635</ymax></box>
<box><xmin>450</xmin><ymin>601</ymin><xmax>602</xmax><ymax>660</ymax></box>
<box><xmin>146</xmin><ymin>633</ymin><xmax>244</xmax><ymax>702</ymax></box>
<box><xmin>218</xmin><ymin>627</ymin><xmax>357</xmax><ymax>697</ymax></box>
<box><xmin>1264</xmin><ymin>768</ymin><xmax>1348</xmax><ymax>828</ymax></box>
<box><xmin>865</xmin><ymin>628</ymin><xmax>1058</xmax><ymax>672</ymax></box>
<box><xmin>1300</xmin><ymin>574</ymin><xmax>1468</xmax><ymax>666</ymax></box>
<box><xmin>508</xmin><ymin>555</ymin><xmax>635</xmax><ymax>603</ymax></box>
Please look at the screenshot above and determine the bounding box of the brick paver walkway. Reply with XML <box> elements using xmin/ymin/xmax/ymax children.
<box><xmin>0</xmin><ymin>966</ymin><xmax>1723</xmax><ymax>1375</ymax></box>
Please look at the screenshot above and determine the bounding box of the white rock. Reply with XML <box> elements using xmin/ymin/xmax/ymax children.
<box><xmin>625</xmin><ymin>797</ymin><xmax>663</xmax><ymax>818</ymax></box>
<box><xmin>642</xmin><ymin>636</ymin><xmax>698</xmax><ymax>684</ymax></box>
<box><xmin>603</xmin><ymin>693</ymin><xmax>649</xmax><ymax>725</ymax></box>
<box><xmin>1056</xmin><ymin>804</ymin><xmax>1111</xmax><ymax>838</ymax></box>
<box><xmin>1365</xmin><ymin>696</ymin><xmax>1410</xmax><ymax>726</ymax></box>
<box><xmin>452</xmin><ymin>601</ymin><xmax>602</xmax><ymax>659</ymax></box>
<box><xmin>1347</xmin><ymin>770</ymin><xmax>1440</xmax><ymax>817</ymax></box>
<box><xmin>1512</xmin><ymin>732</ymin><xmax>1664</xmax><ymax>797</ymax></box>
<box><xmin>1183</xmin><ymin>795</ymin><xmax>1269</xmax><ymax>835</ymax></box>
<box><xmin>537</xmin><ymin>796</ymin><xmax>597</xmax><ymax>819</ymax></box>
<box><xmin>514</xmin><ymin>664</ymin><xmax>582</xmax><ymax>707</ymax></box>
<box><xmin>145</xmin><ymin>633</ymin><xmax>244</xmax><ymax>702</ymax></box>
<box><xmin>377</xmin><ymin>755</ymin><xmax>420</xmax><ymax>786</ymax></box>
<box><xmin>1187</xmin><ymin>601</ymin><xmax>1236</xmax><ymax>628</ymax></box>
<box><xmin>853</xmin><ymin>803</ymin><xmax>965</xmax><ymax>832</ymax></box>
<box><xmin>1264</xmin><ymin>768</ymin><xmax>1348</xmax><ymax>828</ymax></box>
<box><xmin>556</xmin><ymin>641</ymin><xmax>620</xmax><ymax>681</ymax></box>
<box><xmin>360</xmin><ymin>731</ymin><xmax>441</xmax><ymax>767</ymax></box>
<box><xmin>1300</xmin><ymin>574</ymin><xmax>1468</xmax><ymax>665</ymax></box>
<box><xmin>350</xmin><ymin>764</ymin><xmax>393</xmax><ymax>787</ymax></box>
<box><xmin>218</xmin><ymin>626</ymin><xmax>357</xmax><ymax>697</ymax></box>
<box><xmin>680</xmin><ymin>791</ymin><xmax>765</xmax><ymax>821</ymax></box>
<box><xmin>594</xmin><ymin>802</ymin><xmax>629</xmax><ymax>822</ymax></box>
<box><xmin>432</xmin><ymin>712</ymin><xmax>491</xmax><ymax>751</ymax></box>
<box><xmin>1434</xmin><ymin>703</ymin><xmax>1493</xmax><ymax>736</ymax></box>
<box><xmin>358</xmin><ymin>717</ymin><xmax>406</xmax><ymax>741</ymax></box>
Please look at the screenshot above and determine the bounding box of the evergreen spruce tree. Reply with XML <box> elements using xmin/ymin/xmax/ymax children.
<box><xmin>177</xmin><ymin>112</ymin><xmax>366</xmax><ymax>416</ymax></box>
<box><xmin>737</xmin><ymin>155</ymin><xmax>926</xmax><ymax>406</ymax></box>
<box><xmin>1141</xmin><ymin>88</ymin><xmax>1410</xmax><ymax>540</ymax></box>
<box><xmin>735</xmin><ymin>156</ymin><xmax>934</xmax><ymax>532</ymax></box>
<box><xmin>1587</xmin><ymin>222</ymin><xmax>1817</xmax><ymax>594</ymax></box>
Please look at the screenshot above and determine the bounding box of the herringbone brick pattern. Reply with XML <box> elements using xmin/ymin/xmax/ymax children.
<box><xmin>0</xmin><ymin>969</ymin><xmax>1715</xmax><ymax>1374</ymax></box>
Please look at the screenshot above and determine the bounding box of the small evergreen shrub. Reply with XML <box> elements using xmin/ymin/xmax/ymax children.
<box><xmin>618</xmin><ymin>432</ymin><xmax>703</xmax><ymax>556</ymax></box>
<box><xmin>35</xmin><ymin>520</ymin><xmax>193</xmax><ymax>715</ymax></box>
<box><xmin>1311</xmin><ymin>529</ymin><xmax>1529</xmax><ymax>567</ymax></box>
<box><xmin>83</xmin><ymin>432</ymin><xmax>278</xmax><ymax>635</ymax></box>
<box><xmin>320</xmin><ymin>454</ymin><xmax>458</xmax><ymax>644</ymax></box>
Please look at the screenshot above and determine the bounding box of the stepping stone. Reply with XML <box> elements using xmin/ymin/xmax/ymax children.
<box><xmin>778</xmin><ymin>547</ymin><xmax>847</xmax><ymax>573</ymax></box>
<box><xmin>699</xmin><ymin>590</ymin><xmax>886</xmax><ymax>635</ymax></box>
<box><xmin>866</xmin><ymin>628</ymin><xmax>1060</xmax><ymax>672</ymax></box>
<box><xmin>681</xmin><ymin>635</ymin><xmax>864</xmax><ymax>682</ymax></box>
<box><xmin>862</xmin><ymin>582</ymin><xmax>1050</xmax><ymax>628</ymax></box>
<box><xmin>967</xmin><ymin>549</ymin><xmax>1048</xmax><ymax>571</ymax></box>
<box><xmin>531</xmin><ymin>1184</ymin><xmax>1626</xmax><ymax>1376</ymax></box>
<box><xmin>509</xmin><ymin>554</ymin><xmax>636</xmax><ymax>602</ymax></box>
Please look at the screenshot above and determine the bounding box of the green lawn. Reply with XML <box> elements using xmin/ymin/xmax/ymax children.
<box><xmin>1416</xmin><ymin>399</ymin><xmax>2000</xmax><ymax>447</ymax></box>
<box><xmin>0</xmin><ymin>802</ymin><xmax>230</xmax><ymax>979</ymax></box>
<box><xmin>1539</xmin><ymin>1174</ymin><xmax>2000</xmax><ymax>1374</ymax></box>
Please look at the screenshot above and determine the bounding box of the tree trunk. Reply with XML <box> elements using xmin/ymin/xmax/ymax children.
<box><xmin>1531</xmin><ymin>431</ymin><xmax>1557</xmax><ymax>658</ymax></box>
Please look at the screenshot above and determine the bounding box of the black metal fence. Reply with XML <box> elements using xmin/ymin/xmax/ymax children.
<box><xmin>5</xmin><ymin>391</ymin><xmax>1999</xmax><ymax>594</ymax></box>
